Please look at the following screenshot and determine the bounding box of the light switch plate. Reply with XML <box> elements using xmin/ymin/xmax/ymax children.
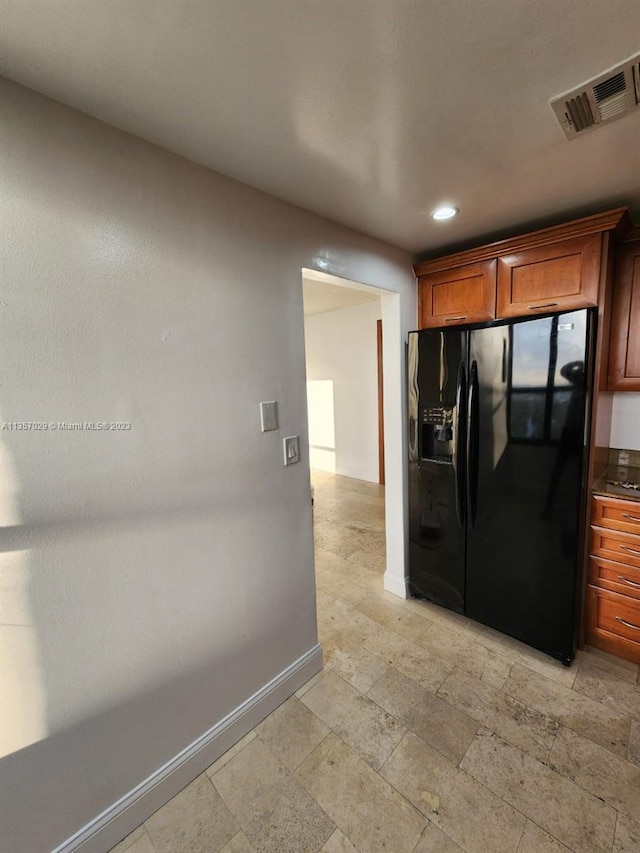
<box><xmin>260</xmin><ymin>401</ymin><xmax>278</xmax><ymax>432</ymax></box>
<box><xmin>283</xmin><ymin>435</ymin><xmax>300</xmax><ymax>466</ymax></box>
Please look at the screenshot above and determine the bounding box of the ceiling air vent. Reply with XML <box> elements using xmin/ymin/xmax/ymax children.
<box><xmin>551</xmin><ymin>52</ymin><xmax>640</xmax><ymax>140</ymax></box>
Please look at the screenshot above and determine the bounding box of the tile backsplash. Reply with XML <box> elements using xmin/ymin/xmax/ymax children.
<box><xmin>608</xmin><ymin>447</ymin><xmax>640</xmax><ymax>468</ymax></box>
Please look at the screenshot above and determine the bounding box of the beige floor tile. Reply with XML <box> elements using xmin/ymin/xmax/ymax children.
<box><xmin>477</xmin><ymin>632</ymin><xmax>578</xmax><ymax>688</ymax></box>
<box><xmin>330</xmin><ymin>609</ymin><xmax>453</xmax><ymax>694</ymax></box>
<box><xmin>255</xmin><ymin>696</ymin><xmax>329</xmax><ymax>770</ymax></box>
<box><xmin>212</xmin><ymin>736</ymin><xmax>334</xmax><ymax>853</ymax></box>
<box><xmin>297</xmin><ymin>733</ymin><xmax>426</xmax><ymax>853</ymax></box>
<box><xmin>300</xmin><ymin>669</ymin><xmax>405</xmax><ymax>769</ymax></box>
<box><xmin>355</xmin><ymin>596</ymin><xmax>433</xmax><ymax>642</ymax></box>
<box><xmin>320</xmin><ymin>828</ymin><xmax>359</xmax><ymax>852</ymax></box>
<box><xmin>460</xmin><ymin>730</ymin><xmax>616</xmax><ymax>853</ymax></box>
<box><xmin>314</xmin><ymin>548</ymin><xmax>354</xmax><ymax>575</ymax></box>
<box><xmin>480</xmin><ymin>654</ymin><xmax>513</xmax><ymax>689</ymax></box>
<box><xmin>380</xmin><ymin>731</ymin><xmax>525</xmax><ymax>853</ymax></box>
<box><xmin>628</xmin><ymin>719</ymin><xmax>640</xmax><ymax>766</ymax></box>
<box><xmin>355</xmin><ymin>618</ymin><xmax>413</xmax><ymax>663</ymax></box>
<box><xmin>503</xmin><ymin>663</ymin><xmax>631</xmax><ymax>756</ymax></box>
<box><xmin>221</xmin><ymin>832</ymin><xmax>254</xmax><ymax>852</ymax></box>
<box><xmin>368</xmin><ymin>667</ymin><xmax>478</xmax><ymax>764</ymax></box>
<box><xmin>348</xmin><ymin>565</ymin><xmax>386</xmax><ymax>593</ymax></box>
<box><xmin>322</xmin><ymin>632</ymin><xmax>389</xmax><ymax>693</ymax></box>
<box><xmin>145</xmin><ymin>774</ymin><xmax>237</xmax><ymax>853</ymax></box>
<box><xmin>331</xmin><ymin>578</ymin><xmax>374</xmax><ymax>608</ymax></box>
<box><xmin>346</xmin><ymin>549</ymin><xmax>386</xmax><ymax>574</ymax></box>
<box><xmin>578</xmin><ymin>646</ymin><xmax>640</xmax><ymax>682</ymax></box>
<box><xmin>110</xmin><ymin>827</ymin><xmax>155</xmax><ymax>853</ymax></box>
<box><xmin>413</xmin><ymin>823</ymin><xmax>464</xmax><ymax>852</ymax></box>
<box><xmin>382</xmin><ymin>633</ymin><xmax>455</xmax><ymax>693</ymax></box>
<box><xmin>548</xmin><ymin>725</ymin><xmax>640</xmax><ymax>821</ymax></box>
<box><xmin>417</xmin><ymin>621</ymin><xmax>493</xmax><ymax>679</ymax></box>
<box><xmin>406</xmin><ymin>598</ymin><xmax>484</xmax><ymax>636</ymax></box>
<box><xmin>320</xmin><ymin>600</ymin><xmax>379</xmax><ymax>647</ymax></box>
<box><xmin>313</xmin><ymin>522</ymin><xmax>360</xmax><ymax>558</ymax></box>
<box><xmin>572</xmin><ymin>657</ymin><xmax>640</xmax><ymax>722</ymax></box>
<box><xmin>516</xmin><ymin>822</ymin><xmax>571</xmax><ymax>853</ymax></box>
<box><xmin>437</xmin><ymin>667</ymin><xmax>558</xmax><ymax>763</ymax></box>
<box><xmin>614</xmin><ymin>813</ymin><xmax>640</xmax><ymax>853</ymax></box>
<box><xmin>294</xmin><ymin>669</ymin><xmax>324</xmax><ymax>699</ymax></box>
<box><xmin>206</xmin><ymin>731</ymin><xmax>257</xmax><ymax>777</ymax></box>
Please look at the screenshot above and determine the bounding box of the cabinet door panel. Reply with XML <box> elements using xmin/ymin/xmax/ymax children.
<box><xmin>585</xmin><ymin>586</ymin><xmax>640</xmax><ymax>663</ymax></box>
<box><xmin>497</xmin><ymin>234</ymin><xmax>600</xmax><ymax>318</ymax></box>
<box><xmin>608</xmin><ymin>241</ymin><xmax>640</xmax><ymax>390</ymax></box>
<box><xmin>418</xmin><ymin>259</ymin><xmax>496</xmax><ymax>328</ymax></box>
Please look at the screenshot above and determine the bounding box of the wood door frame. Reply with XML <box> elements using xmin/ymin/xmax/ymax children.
<box><xmin>377</xmin><ymin>318</ymin><xmax>385</xmax><ymax>485</ymax></box>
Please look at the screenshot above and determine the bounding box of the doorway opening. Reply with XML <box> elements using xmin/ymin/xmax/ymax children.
<box><xmin>301</xmin><ymin>268</ymin><xmax>406</xmax><ymax>601</ymax></box>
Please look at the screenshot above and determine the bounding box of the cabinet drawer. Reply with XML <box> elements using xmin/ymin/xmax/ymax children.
<box><xmin>418</xmin><ymin>259</ymin><xmax>496</xmax><ymax>328</ymax></box>
<box><xmin>496</xmin><ymin>233</ymin><xmax>600</xmax><ymax>319</ymax></box>
<box><xmin>585</xmin><ymin>586</ymin><xmax>640</xmax><ymax>664</ymax></box>
<box><xmin>590</xmin><ymin>525</ymin><xmax>640</xmax><ymax>568</ymax></box>
<box><xmin>588</xmin><ymin>556</ymin><xmax>640</xmax><ymax>600</ymax></box>
<box><xmin>591</xmin><ymin>494</ymin><xmax>640</xmax><ymax>534</ymax></box>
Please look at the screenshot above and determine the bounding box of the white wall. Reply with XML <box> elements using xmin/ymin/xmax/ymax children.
<box><xmin>305</xmin><ymin>300</ymin><xmax>381</xmax><ymax>482</ymax></box>
<box><xmin>611</xmin><ymin>393</ymin><xmax>640</xmax><ymax>450</ymax></box>
<box><xmin>0</xmin><ymin>78</ymin><xmax>416</xmax><ymax>853</ymax></box>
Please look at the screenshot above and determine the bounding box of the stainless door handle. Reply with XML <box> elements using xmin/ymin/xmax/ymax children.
<box><xmin>622</xmin><ymin>513</ymin><xmax>640</xmax><ymax>523</ymax></box>
<box><xmin>528</xmin><ymin>302</ymin><xmax>558</xmax><ymax>310</ymax></box>
<box><xmin>620</xmin><ymin>545</ymin><xmax>640</xmax><ymax>556</ymax></box>
<box><xmin>453</xmin><ymin>361</ymin><xmax>466</xmax><ymax>528</ymax></box>
<box><xmin>617</xmin><ymin>575</ymin><xmax>640</xmax><ymax>589</ymax></box>
<box><xmin>445</xmin><ymin>316</ymin><xmax>467</xmax><ymax>322</ymax></box>
<box><xmin>616</xmin><ymin>616</ymin><xmax>640</xmax><ymax>631</ymax></box>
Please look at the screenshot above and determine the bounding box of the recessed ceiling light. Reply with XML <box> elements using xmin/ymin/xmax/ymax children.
<box><xmin>431</xmin><ymin>205</ymin><xmax>459</xmax><ymax>221</ymax></box>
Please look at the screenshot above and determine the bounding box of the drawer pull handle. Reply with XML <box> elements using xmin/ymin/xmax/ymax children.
<box><xmin>620</xmin><ymin>545</ymin><xmax>640</xmax><ymax>556</ymax></box>
<box><xmin>622</xmin><ymin>513</ymin><xmax>640</xmax><ymax>523</ymax></box>
<box><xmin>618</xmin><ymin>575</ymin><xmax>640</xmax><ymax>589</ymax></box>
<box><xmin>445</xmin><ymin>316</ymin><xmax>467</xmax><ymax>323</ymax></box>
<box><xmin>616</xmin><ymin>616</ymin><xmax>640</xmax><ymax>631</ymax></box>
<box><xmin>528</xmin><ymin>302</ymin><xmax>558</xmax><ymax>310</ymax></box>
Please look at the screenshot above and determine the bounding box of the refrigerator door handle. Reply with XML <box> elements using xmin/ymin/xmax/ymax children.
<box><xmin>453</xmin><ymin>362</ymin><xmax>466</xmax><ymax>526</ymax></box>
<box><xmin>466</xmin><ymin>359</ymin><xmax>479</xmax><ymax>529</ymax></box>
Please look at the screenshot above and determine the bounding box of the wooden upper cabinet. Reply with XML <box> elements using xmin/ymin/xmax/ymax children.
<box><xmin>608</xmin><ymin>236</ymin><xmax>640</xmax><ymax>391</ymax></box>
<box><xmin>496</xmin><ymin>233</ymin><xmax>601</xmax><ymax>319</ymax></box>
<box><xmin>418</xmin><ymin>259</ymin><xmax>496</xmax><ymax>328</ymax></box>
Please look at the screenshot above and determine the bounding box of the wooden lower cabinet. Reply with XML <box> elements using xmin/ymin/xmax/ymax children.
<box><xmin>586</xmin><ymin>495</ymin><xmax>640</xmax><ymax>664</ymax></box>
<box><xmin>585</xmin><ymin>585</ymin><xmax>640</xmax><ymax>664</ymax></box>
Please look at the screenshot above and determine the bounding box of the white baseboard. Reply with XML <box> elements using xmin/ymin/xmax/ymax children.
<box><xmin>53</xmin><ymin>645</ymin><xmax>323</xmax><ymax>853</ymax></box>
<box><xmin>383</xmin><ymin>570</ymin><xmax>409</xmax><ymax>599</ymax></box>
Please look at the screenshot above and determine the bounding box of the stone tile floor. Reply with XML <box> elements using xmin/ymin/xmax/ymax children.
<box><xmin>112</xmin><ymin>471</ymin><xmax>640</xmax><ymax>853</ymax></box>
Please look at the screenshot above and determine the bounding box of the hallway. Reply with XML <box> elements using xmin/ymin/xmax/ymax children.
<box><xmin>113</xmin><ymin>473</ymin><xmax>639</xmax><ymax>853</ymax></box>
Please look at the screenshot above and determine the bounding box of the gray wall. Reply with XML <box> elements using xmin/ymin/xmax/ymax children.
<box><xmin>0</xmin><ymin>78</ymin><xmax>415</xmax><ymax>852</ymax></box>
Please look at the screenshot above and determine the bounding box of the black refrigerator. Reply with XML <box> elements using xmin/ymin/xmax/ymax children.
<box><xmin>408</xmin><ymin>309</ymin><xmax>594</xmax><ymax>664</ymax></box>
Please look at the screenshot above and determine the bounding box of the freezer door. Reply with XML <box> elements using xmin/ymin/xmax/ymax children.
<box><xmin>466</xmin><ymin>310</ymin><xmax>592</xmax><ymax>662</ymax></box>
<box><xmin>408</xmin><ymin>329</ymin><xmax>467</xmax><ymax>612</ymax></box>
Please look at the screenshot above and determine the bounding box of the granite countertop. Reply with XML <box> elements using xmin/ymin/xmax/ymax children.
<box><xmin>593</xmin><ymin>462</ymin><xmax>640</xmax><ymax>504</ymax></box>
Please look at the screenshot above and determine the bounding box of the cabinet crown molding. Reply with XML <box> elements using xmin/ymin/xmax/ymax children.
<box><xmin>414</xmin><ymin>207</ymin><xmax>631</xmax><ymax>277</ymax></box>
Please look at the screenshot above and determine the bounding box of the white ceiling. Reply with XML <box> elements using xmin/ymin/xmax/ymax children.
<box><xmin>1</xmin><ymin>1</ymin><xmax>640</xmax><ymax>253</ymax></box>
<box><xmin>303</xmin><ymin>276</ymin><xmax>380</xmax><ymax>317</ymax></box>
